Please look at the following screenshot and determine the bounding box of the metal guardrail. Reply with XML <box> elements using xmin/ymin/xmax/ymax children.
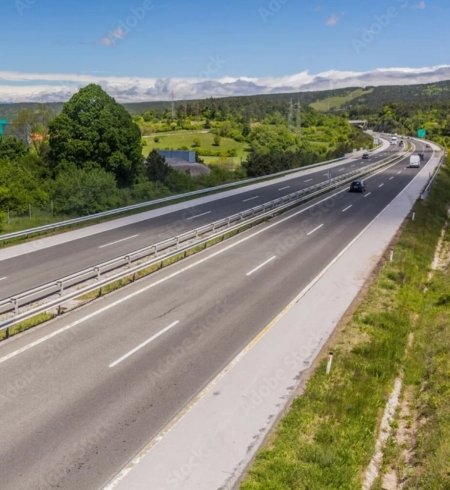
<box><xmin>0</xmin><ymin>143</ymin><xmax>384</xmax><ymax>243</ymax></box>
<box><xmin>0</xmin><ymin>148</ymin><xmax>408</xmax><ymax>337</ymax></box>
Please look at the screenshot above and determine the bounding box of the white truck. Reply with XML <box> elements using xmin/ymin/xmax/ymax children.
<box><xmin>390</xmin><ymin>136</ymin><xmax>398</xmax><ymax>145</ymax></box>
<box><xmin>409</xmin><ymin>155</ymin><xmax>421</xmax><ymax>168</ymax></box>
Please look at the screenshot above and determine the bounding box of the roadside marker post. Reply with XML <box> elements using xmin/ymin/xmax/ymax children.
<box><xmin>326</xmin><ymin>352</ymin><xmax>333</xmax><ymax>375</ymax></box>
<box><xmin>390</xmin><ymin>250</ymin><xmax>394</xmax><ymax>262</ymax></box>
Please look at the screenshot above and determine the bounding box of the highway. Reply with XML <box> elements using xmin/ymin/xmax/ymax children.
<box><xmin>0</xmin><ymin>141</ymin><xmax>433</xmax><ymax>490</ymax></box>
<box><xmin>0</xmin><ymin>144</ymin><xmax>399</xmax><ymax>299</ymax></box>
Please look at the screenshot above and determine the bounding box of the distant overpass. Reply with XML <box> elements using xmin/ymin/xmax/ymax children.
<box><xmin>349</xmin><ymin>119</ymin><xmax>368</xmax><ymax>129</ymax></box>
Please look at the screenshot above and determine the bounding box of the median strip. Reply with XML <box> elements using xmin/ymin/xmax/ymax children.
<box><xmin>246</xmin><ymin>256</ymin><xmax>277</xmax><ymax>276</ymax></box>
<box><xmin>109</xmin><ymin>320</ymin><xmax>180</xmax><ymax>368</ymax></box>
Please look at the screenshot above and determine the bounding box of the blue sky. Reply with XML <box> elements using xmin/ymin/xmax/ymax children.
<box><xmin>0</xmin><ymin>0</ymin><xmax>449</xmax><ymax>102</ymax></box>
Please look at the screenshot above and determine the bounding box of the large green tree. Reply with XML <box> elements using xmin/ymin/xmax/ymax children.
<box><xmin>48</xmin><ymin>84</ymin><xmax>143</xmax><ymax>187</ymax></box>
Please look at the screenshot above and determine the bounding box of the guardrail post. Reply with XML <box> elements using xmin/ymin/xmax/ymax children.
<box><xmin>95</xmin><ymin>267</ymin><xmax>100</xmax><ymax>280</ymax></box>
<box><xmin>176</xmin><ymin>237</ymin><xmax>179</xmax><ymax>249</ymax></box>
<box><xmin>126</xmin><ymin>255</ymin><xmax>131</xmax><ymax>266</ymax></box>
<box><xmin>5</xmin><ymin>327</ymin><xmax>9</xmax><ymax>339</ymax></box>
<box><xmin>57</xmin><ymin>281</ymin><xmax>64</xmax><ymax>296</ymax></box>
<box><xmin>12</xmin><ymin>298</ymin><xmax>18</xmax><ymax>315</ymax></box>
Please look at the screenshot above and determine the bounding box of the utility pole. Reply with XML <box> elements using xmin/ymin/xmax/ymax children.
<box><xmin>288</xmin><ymin>98</ymin><xmax>293</xmax><ymax>133</ymax></box>
<box><xmin>171</xmin><ymin>91</ymin><xmax>175</xmax><ymax>121</ymax></box>
<box><xmin>296</xmin><ymin>98</ymin><xmax>301</xmax><ymax>136</ymax></box>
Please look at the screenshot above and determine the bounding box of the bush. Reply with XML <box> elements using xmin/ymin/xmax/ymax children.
<box><xmin>154</xmin><ymin>136</ymin><xmax>160</xmax><ymax>143</ymax></box>
<box><xmin>213</xmin><ymin>135</ymin><xmax>221</xmax><ymax>146</ymax></box>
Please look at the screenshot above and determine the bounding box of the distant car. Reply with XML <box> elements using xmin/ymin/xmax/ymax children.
<box><xmin>349</xmin><ymin>180</ymin><xmax>366</xmax><ymax>193</ymax></box>
<box><xmin>362</xmin><ymin>153</ymin><xmax>369</xmax><ymax>159</ymax></box>
<box><xmin>399</xmin><ymin>140</ymin><xmax>404</xmax><ymax>146</ymax></box>
<box><xmin>425</xmin><ymin>144</ymin><xmax>431</xmax><ymax>148</ymax></box>
<box><xmin>418</xmin><ymin>152</ymin><xmax>425</xmax><ymax>161</ymax></box>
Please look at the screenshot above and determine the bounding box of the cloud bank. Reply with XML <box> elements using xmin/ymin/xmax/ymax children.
<box><xmin>0</xmin><ymin>65</ymin><xmax>449</xmax><ymax>103</ymax></box>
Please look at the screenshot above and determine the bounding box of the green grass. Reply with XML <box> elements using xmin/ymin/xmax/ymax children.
<box><xmin>311</xmin><ymin>88</ymin><xmax>374</xmax><ymax>112</ymax></box>
<box><xmin>241</xmin><ymin>158</ymin><xmax>450</xmax><ymax>489</ymax></box>
<box><xmin>142</xmin><ymin>130</ymin><xmax>250</xmax><ymax>161</ymax></box>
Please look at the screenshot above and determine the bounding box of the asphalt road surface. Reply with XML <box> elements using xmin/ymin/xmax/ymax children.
<box><xmin>0</xmin><ymin>142</ymin><xmax>430</xmax><ymax>490</ymax></box>
<box><xmin>0</xmin><ymin>145</ymin><xmax>401</xmax><ymax>299</ymax></box>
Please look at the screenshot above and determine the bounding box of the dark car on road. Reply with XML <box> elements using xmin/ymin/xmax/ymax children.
<box><xmin>362</xmin><ymin>153</ymin><xmax>369</xmax><ymax>159</ymax></box>
<box><xmin>418</xmin><ymin>152</ymin><xmax>425</xmax><ymax>161</ymax></box>
<box><xmin>349</xmin><ymin>180</ymin><xmax>366</xmax><ymax>193</ymax></box>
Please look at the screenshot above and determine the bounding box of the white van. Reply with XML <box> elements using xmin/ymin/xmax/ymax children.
<box><xmin>409</xmin><ymin>155</ymin><xmax>420</xmax><ymax>168</ymax></box>
<box><xmin>391</xmin><ymin>136</ymin><xmax>397</xmax><ymax>145</ymax></box>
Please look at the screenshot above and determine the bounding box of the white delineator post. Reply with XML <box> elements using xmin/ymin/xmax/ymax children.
<box><xmin>326</xmin><ymin>351</ymin><xmax>333</xmax><ymax>375</ymax></box>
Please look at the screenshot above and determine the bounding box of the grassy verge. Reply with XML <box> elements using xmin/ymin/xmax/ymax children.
<box><xmin>0</xmin><ymin>312</ymin><xmax>55</xmax><ymax>341</ymax></box>
<box><xmin>241</xmin><ymin>158</ymin><xmax>450</xmax><ymax>489</ymax></box>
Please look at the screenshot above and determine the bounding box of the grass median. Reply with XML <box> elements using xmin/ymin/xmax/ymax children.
<box><xmin>241</xmin><ymin>157</ymin><xmax>450</xmax><ymax>489</ymax></box>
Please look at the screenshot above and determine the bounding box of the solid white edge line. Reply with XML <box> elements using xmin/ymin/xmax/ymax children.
<box><xmin>307</xmin><ymin>224</ymin><xmax>324</xmax><ymax>236</ymax></box>
<box><xmin>104</xmin><ymin>144</ymin><xmax>429</xmax><ymax>490</ymax></box>
<box><xmin>0</xmin><ymin>149</ymin><xmax>416</xmax><ymax>366</ymax></box>
<box><xmin>99</xmin><ymin>235</ymin><xmax>139</xmax><ymax>249</ymax></box>
<box><xmin>242</xmin><ymin>196</ymin><xmax>259</xmax><ymax>202</ymax></box>
<box><xmin>186</xmin><ymin>211</ymin><xmax>211</xmax><ymax>220</ymax></box>
<box><xmin>342</xmin><ymin>205</ymin><xmax>353</xmax><ymax>212</ymax></box>
<box><xmin>109</xmin><ymin>321</ymin><xmax>180</xmax><ymax>368</ymax></box>
<box><xmin>246</xmin><ymin>256</ymin><xmax>277</xmax><ymax>276</ymax></box>
<box><xmin>364</xmin><ymin>192</ymin><xmax>372</xmax><ymax>198</ymax></box>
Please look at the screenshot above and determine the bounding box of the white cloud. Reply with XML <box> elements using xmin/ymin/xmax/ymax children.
<box><xmin>97</xmin><ymin>26</ymin><xmax>127</xmax><ymax>47</ymax></box>
<box><xmin>415</xmin><ymin>1</ymin><xmax>426</xmax><ymax>8</ymax></box>
<box><xmin>326</xmin><ymin>12</ymin><xmax>343</xmax><ymax>26</ymax></box>
<box><xmin>0</xmin><ymin>65</ymin><xmax>449</xmax><ymax>103</ymax></box>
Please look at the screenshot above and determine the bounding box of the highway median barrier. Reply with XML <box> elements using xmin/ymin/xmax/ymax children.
<box><xmin>0</xmin><ymin>149</ymin><xmax>412</xmax><ymax>341</ymax></box>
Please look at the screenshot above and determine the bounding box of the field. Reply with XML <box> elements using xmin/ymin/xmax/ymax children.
<box><xmin>142</xmin><ymin>130</ymin><xmax>250</xmax><ymax>166</ymax></box>
<box><xmin>311</xmin><ymin>88</ymin><xmax>374</xmax><ymax>112</ymax></box>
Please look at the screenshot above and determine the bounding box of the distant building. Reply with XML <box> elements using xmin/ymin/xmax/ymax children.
<box><xmin>156</xmin><ymin>149</ymin><xmax>211</xmax><ymax>176</ymax></box>
<box><xmin>157</xmin><ymin>150</ymin><xmax>196</xmax><ymax>163</ymax></box>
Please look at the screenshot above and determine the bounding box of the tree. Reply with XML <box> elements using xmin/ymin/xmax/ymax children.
<box><xmin>213</xmin><ymin>135</ymin><xmax>221</xmax><ymax>146</ymax></box>
<box><xmin>48</xmin><ymin>84</ymin><xmax>143</xmax><ymax>187</ymax></box>
<box><xmin>0</xmin><ymin>158</ymin><xmax>48</xmax><ymax>213</ymax></box>
<box><xmin>51</xmin><ymin>165</ymin><xmax>119</xmax><ymax>215</ymax></box>
<box><xmin>192</xmin><ymin>136</ymin><xmax>201</xmax><ymax>148</ymax></box>
<box><xmin>145</xmin><ymin>149</ymin><xmax>171</xmax><ymax>183</ymax></box>
<box><xmin>0</xmin><ymin>137</ymin><xmax>29</xmax><ymax>161</ymax></box>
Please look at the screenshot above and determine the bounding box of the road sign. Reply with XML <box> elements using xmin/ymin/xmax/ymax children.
<box><xmin>417</xmin><ymin>129</ymin><xmax>426</xmax><ymax>138</ymax></box>
<box><xmin>0</xmin><ymin>120</ymin><xmax>7</xmax><ymax>136</ymax></box>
